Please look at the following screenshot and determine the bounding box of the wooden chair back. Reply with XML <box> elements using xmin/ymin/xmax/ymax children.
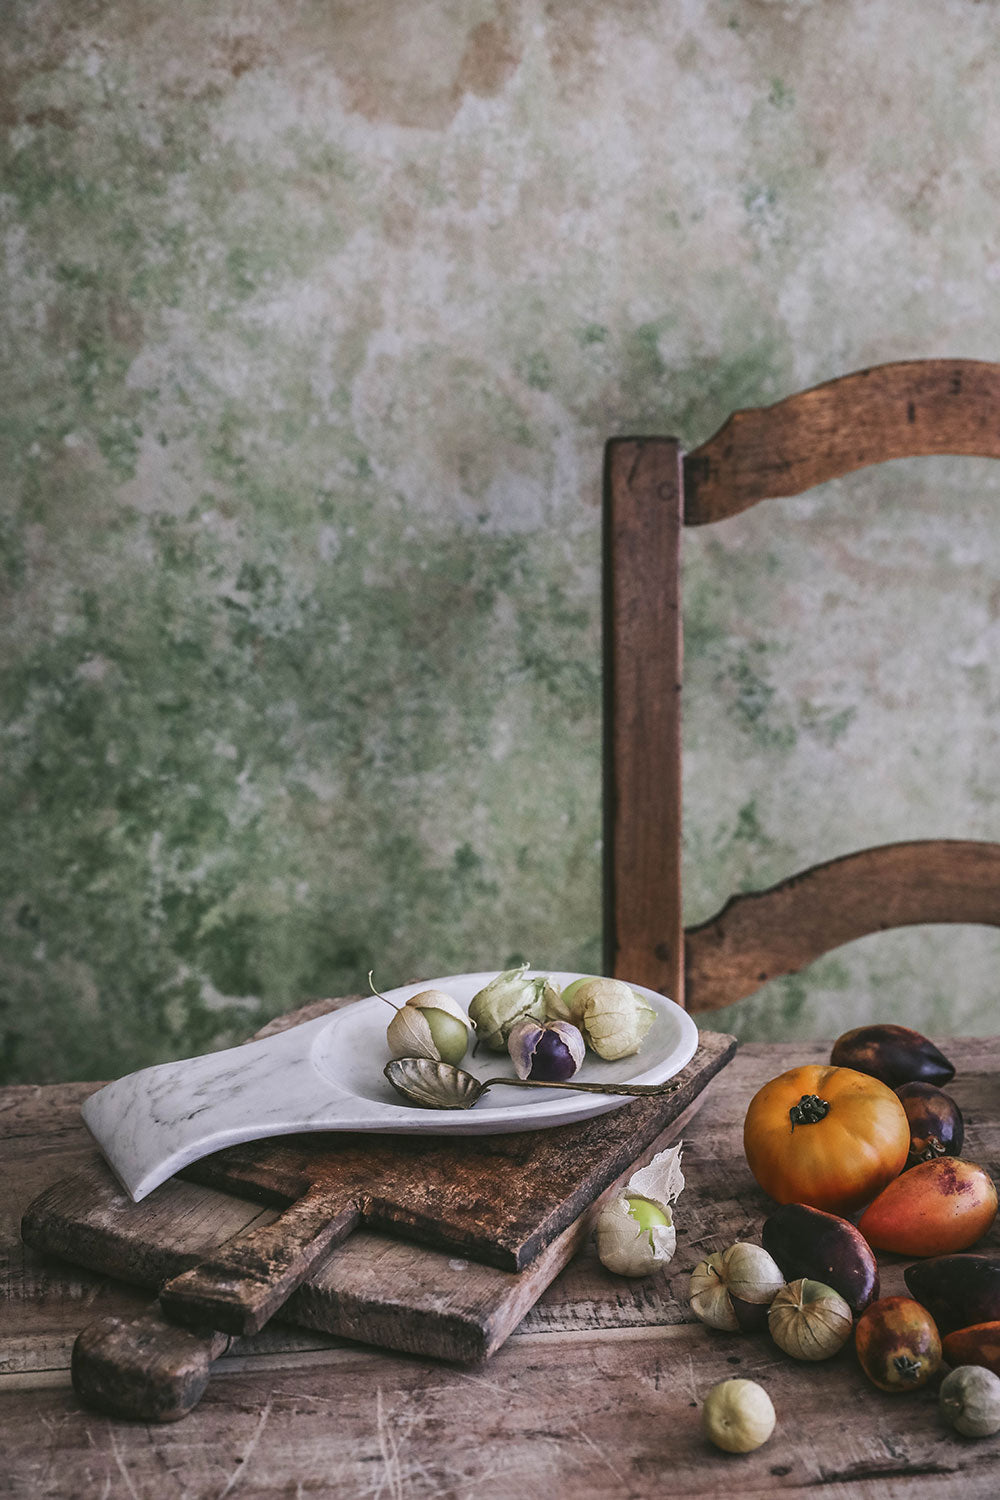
<box><xmin>604</xmin><ymin>359</ymin><xmax>1000</xmax><ymax>1011</ymax></box>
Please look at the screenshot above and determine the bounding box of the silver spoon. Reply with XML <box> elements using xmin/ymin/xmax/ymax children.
<box><xmin>384</xmin><ymin>1057</ymin><xmax>681</xmax><ymax>1111</ymax></box>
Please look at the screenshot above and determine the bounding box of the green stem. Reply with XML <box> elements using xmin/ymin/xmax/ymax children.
<box><xmin>789</xmin><ymin>1093</ymin><xmax>830</xmax><ymax>1127</ymax></box>
<box><xmin>368</xmin><ymin>970</ymin><xmax>401</xmax><ymax>1011</ymax></box>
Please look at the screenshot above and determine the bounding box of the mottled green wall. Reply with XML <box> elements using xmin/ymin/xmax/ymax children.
<box><xmin>3</xmin><ymin>1</ymin><xmax>1000</xmax><ymax>1083</ymax></box>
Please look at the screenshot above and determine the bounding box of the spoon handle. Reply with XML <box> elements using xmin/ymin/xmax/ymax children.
<box><xmin>482</xmin><ymin>1076</ymin><xmax>679</xmax><ymax>1097</ymax></box>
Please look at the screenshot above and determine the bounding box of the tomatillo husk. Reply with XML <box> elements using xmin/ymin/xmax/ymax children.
<box><xmin>595</xmin><ymin>1144</ymin><xmax>684</xmax><ymax>1276</ymax></box>
<box><xmin>468</xmin><ymin>965</ymin><xmax>559</xmax><ymax>1051</ymax></box>
<box><xmin>384</xmin><ymin>989</ymin><xmax>472</xmax><ymax>1065</ymax></box>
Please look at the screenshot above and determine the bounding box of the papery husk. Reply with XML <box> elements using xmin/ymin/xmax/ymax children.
<box><xmin>546</xmin><ymin>977</ymin><xmax>590</xmax><ymax>1024</ymax></box>
<box><xmin>940</xmin><ymin>1365</ymin><xmax>1000</xmax><ymax>1437</ymax></box>
<box><xmin>722</xmin><ymin>1242</ymin><xmax>785</xmax><ymax>1304</ymax></box>
<box><xmin>386</xmin><ymin>1006</ymin><xmax>439</xmax><ymax>1061</ymax></box>
<box><xmin>574</xmin><ymin>978</ymin><xmax>656</xmax><ymax>1060</ymax></box>
<box><xmin>406</xmin><ymin>990</ymin><xmax>470</xmax><ymax>1026</ymax></box>
<box><xmin>595</xmin><ymin>1144</ymin><xmax>684</xmax><ymax>1277</ymax></box>
<box><xmin>768</xmin><ymin>1278</ymin><xmax>853</xmax><ymax>1361</ymax></box>
<box><xmin>690</xmin><ymin>1242</ymin><xmax>785</xmax><ymax>1332</ymax></box>
<box><xmin>627</xmin><ymin>1142</ymin><xmax>685</xmax><ymax>1208</ymax></box>
<box><xmin>385</xmin><ymin>990</ymin><xmax>471</xmax><ymax>1063</ymax></box>
<box><xmin>507</xmin><ymin>1017</ymin><xmax>586</xmax><ymax>1081</ymax></box>
<box><xmin>595</xmin><ymin>1197</ymin><xmax>676</xmax><ymax>1276</ymax></box>
<box><xmin>468</xmin><ymin>966</ymin><xmax>558</xmax><ymax>1051</ymax></box>
<box><xmin>690</xmin><ymin>1253</ymin><xmax>740</xmax><ymax>1331</ymax></box>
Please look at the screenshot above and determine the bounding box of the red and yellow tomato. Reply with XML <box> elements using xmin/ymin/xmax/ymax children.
<box><xmin>941</xmin><ymin>1322</ymin><xmax>1000</xmax><ymax>1377</ymax></box>
<box><xmin>855</xmin><ymin>1296</ymin><xmax>942</xmax><ymax>1392</ymax></box>
<box><xmin>858</xmin><ymin>1158</ymin><xmax>998</xmax><ymax>1256</ymax></box>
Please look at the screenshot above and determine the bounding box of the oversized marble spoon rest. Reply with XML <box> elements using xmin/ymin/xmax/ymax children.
<box><xmin>79</xmin><ymin>972</ymin><xmax>700</xmax><ymax>1204</ymax></box>
<box><xmin>22</xmin><ymin>980</ymin><xmax>725</xmax><ymax>1422</ymax></box>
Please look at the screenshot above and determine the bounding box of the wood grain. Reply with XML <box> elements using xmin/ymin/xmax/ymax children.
<box><xmin>684</xmin><ymin>358</ymin><xmax>1000</xmax><ymax>524</ymax></box>
<box><xmin>684</xmin><ymin>839</ymin><xmax>1000</xmax><ymax>1012</ymax></box>
<box><xmin>603</xmin><ymin>436</ymin><xmax>684</xmax><ymax>999</ymax></box>
<box><xmin>8</xmin><ymin>1036</ymin><xmax>1000</xmax><ymax>1496</ymax></box>
<box><xmin>157</xmin><ymin>1183</ymin><xmax>360</xmax><ymax>1335</ymax></box>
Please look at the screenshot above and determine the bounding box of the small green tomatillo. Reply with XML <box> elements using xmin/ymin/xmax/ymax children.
<box><xmin>626</xmin><ymin>1197</ymin><xmax>670</xmax><ymax>1248</ymax></box>
<box><xmin>594</xmin><ymin>1143</ymin><xmax>684</xmax><ymax>1276</ymax></box>
<box><xmin>418</xmin><ymin>1006</ymin><xmax>472</xmax><ymax>1065</ymax></box>
<box><xmin>546</xmin><ymin>976</ymin><xmax>598</xmax><ymax>1023</ymax></box>
<box><xmin>371</xmin><ymin>975</ymin><xmax>472</xmax><ymax>1066</ymax></box>
<box><xmin>468</xmin><ymin>965</ymin><xmax>559</xmax><ymax>1051</ymax></box>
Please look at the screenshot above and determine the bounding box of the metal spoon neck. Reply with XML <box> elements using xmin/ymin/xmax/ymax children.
<box><xmin>481</xmin><ymin>1075</ymin><xmax>678</xmax><ymax>1097</ymax></box>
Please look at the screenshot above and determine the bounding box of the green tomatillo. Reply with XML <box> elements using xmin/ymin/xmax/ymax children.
<box><xmin>372</xmin><ymin>975</ymin><xmax>473</xmax><ymax>1066</ymax></box>
<box><xmin>626</xmin><ymin>1197</ymin><xmax>670</xmax><ymax>1246</ymax></box>
<box><xmin>564</xmin><ymin>977</ymin><xmax>656</xmax><ymax>1061</ymax></box>
<box><xmin>467</xmin><ymin>965</ymin><xmax>559</xmax><ymax>1052</ymax></box>
<box><xmin>546</xmin><ymin>975</ymin><xmax>598</xmax><ymax>1023</ymax></box>
<box><xmin>595</xmin><ymin>1143</ymin><xmax>684</xmax><ymax>1276</ymax></box>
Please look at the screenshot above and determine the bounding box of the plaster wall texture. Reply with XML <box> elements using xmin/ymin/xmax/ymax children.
<box><xmin>3</xmin><ymin>0</ymin><xmax>1000</xmax><ymax>1083</ymax></box>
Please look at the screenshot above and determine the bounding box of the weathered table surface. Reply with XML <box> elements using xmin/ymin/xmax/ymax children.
<box><xmin>5</xmin><ymin>1033</ymin><xmax>1000</xmax><ymax>1499</ymax></box>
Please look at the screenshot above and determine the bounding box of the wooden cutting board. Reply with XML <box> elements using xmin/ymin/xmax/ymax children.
<box><xmin>22</xmin><ymin>1009</ymin><xmax>735</xmax><ymax>1421</ymax></box>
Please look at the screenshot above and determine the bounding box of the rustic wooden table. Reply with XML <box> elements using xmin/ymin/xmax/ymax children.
<box><xmin>5</xmin><ymin>1034</ymin><xmax>1000</xmax><ymax>1499</ymax></box>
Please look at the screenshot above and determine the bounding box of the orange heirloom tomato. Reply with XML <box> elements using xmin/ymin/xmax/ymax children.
<box><xmin>743</xmin><ymin>1064</ymin><xmax>910</xmax><ymax>1214</ymax></box>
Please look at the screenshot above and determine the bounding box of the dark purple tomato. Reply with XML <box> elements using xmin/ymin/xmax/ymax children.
<box><xmin>831</xmin><ymin>1024</ymin><xmax>955</xmax><ymax>1088</ymax></box>
<box><xmin>904</xmin><ymin>1254</ymin><xmax>1000</xmax><ymax>1335</ymax></box>
<box><xmin>528</xmin><ymin>1029</ymin><xmax>580</xmax><ymax>1081</ymax></box>
<box><xmin>895</xmin><ymin>1080</ymin><xmax>964</xmax><ymax>1168</ymax></box>
<box><xmin>762</xmin><ymin>1202</ymin><xmax>879</xmax><ymax>1315</ymax></box>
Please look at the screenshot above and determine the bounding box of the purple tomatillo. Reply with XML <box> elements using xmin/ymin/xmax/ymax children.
<box><xmin>507</xmin><ymin>1016</ymin><xmax>586</xmax><ymax>1083</ymax></box>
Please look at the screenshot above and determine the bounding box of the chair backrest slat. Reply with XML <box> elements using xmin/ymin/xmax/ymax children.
<box><xmin>684</xmin><ymin>839</ymin><xmax>1000</xmax><ymax>1013</ymax></box>
<box><xmin>684</xmin><ymin>359</ymin><xmax>1000</xmax><ymax>525</ymax></box>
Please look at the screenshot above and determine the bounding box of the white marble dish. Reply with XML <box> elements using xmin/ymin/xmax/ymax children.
<box><xmin>81</xmin><ymin>972</ymin><xmax>699</xmax><ymax>1203</ymax></box>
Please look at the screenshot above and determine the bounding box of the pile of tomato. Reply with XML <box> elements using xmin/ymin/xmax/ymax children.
<box><xmin>742</xmin><ymin>1023</ymin><xmax>1000</xmax><ymax>1389</ymax></box>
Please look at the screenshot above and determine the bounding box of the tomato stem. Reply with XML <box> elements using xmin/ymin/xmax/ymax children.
<box><xmin>789</xmin><ymin>1093</ymin><xmax>830</xmax><ymax>1127</ymax></box>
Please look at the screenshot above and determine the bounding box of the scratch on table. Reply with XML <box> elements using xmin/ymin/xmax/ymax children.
<box><xmin>569</xmin><ymin>1423</ymin><xmax>630</xmax><ymax>1489</ymax></box>
<box><xmin>109</xmin><ymin>1426</ymin><xmax>141</xmax><ymax>1500</ymax></box>
<box><xmin>450</xmin><ymin>1369</ymin><xmax>515</xmax><ymax>1398</ymax></box>
<box><xmin>678</xmin><ymin>1352</ymin><xmax>700</xmax><ymax>1406</ymax></box>
<box><xmin>269</xmin><ymin>1386</ymin><xmax>337</xmax><ymax>1406</ymax></box>
<box><xmin>373</xmin><ymin>1387</ymin><xmax>405</xmax><ymax>1500</ymax></box>
<box><xmin>216</xmin><ymin>1391</ymin><xmax>274</xmax><ymax>1500</ymax></box>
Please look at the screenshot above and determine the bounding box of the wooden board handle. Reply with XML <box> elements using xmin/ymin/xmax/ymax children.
<box><xmin>158</xmin><ymin>1186</ymin><xmax>360</xmax><ymax>1336</ymax></box>
<box><xmin>72</xmin><ymin>1309</ymin><xmax>231</xmax><ymax>1423</ymax></box>
<box><xmin>73</xmin><ymin>1191</ymin><xmax>362</xmax><ymax>1419</ymax></box>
